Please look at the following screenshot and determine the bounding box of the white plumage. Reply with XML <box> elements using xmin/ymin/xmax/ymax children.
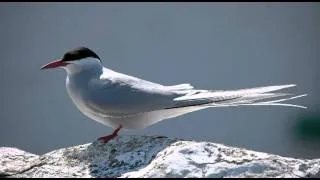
<box><xmin>41</xmin><ymin>47</ymin><xmax>307</xmax><ymax>142</ymax></box>
<box><xmin>64</xmin><ymin>60</ymin><xmax>307</xmax><ymax>130</ymax></box>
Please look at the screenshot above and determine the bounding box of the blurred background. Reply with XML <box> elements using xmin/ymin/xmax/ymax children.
<box><xmin>0</xmin><ymin>2</ymin><xmax>319</xmax><ymax>159</ymax></box>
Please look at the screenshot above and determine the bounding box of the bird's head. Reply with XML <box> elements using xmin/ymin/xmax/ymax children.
<box><xmin>41</xmin><ymin>47</ymin><xmax>102</xmax><ymax>74</ymax></box>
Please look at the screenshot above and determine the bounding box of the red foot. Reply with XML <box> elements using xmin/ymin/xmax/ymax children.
<box><xmin>98</xmin><ymin>125</ymin><xmax>122</xmax><ymax>143</ymax></box>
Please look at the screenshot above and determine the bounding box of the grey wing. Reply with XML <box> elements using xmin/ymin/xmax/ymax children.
<box><xmin>86</xmin><ymin>68</ymin><xmax>306</xmax><ymax>118</ymax></box>
<box><xmin>86</xmin><ymin>71</ymin><xmax>186</xmax><ymax>115</ymax></box>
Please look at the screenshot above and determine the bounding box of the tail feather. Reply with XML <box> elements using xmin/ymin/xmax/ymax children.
<box><xmin>173</xmin><ymin>84</ymin><xmax>307</xmax><ymax>109</ymax></box>
<box><xmin>208</xmin><ymin>94</ymin><xmax>308</xmax><ymax>109</ymax></box>
<box><xmin>213</xmin><ymin>93</ymin><xmax>292</xmax><ymax>104</ymax></box>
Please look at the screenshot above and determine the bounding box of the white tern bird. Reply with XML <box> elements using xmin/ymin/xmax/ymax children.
<box><xmin>41</xmin><ymin>47</ymin><xmax>307</xmax><ymax>143</ymax></box>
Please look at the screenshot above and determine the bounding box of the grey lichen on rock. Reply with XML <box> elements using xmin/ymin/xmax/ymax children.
<box><xmin>1</xmin><ymin>135</ymin><xmax>320</xmax><ymax>178</ymax></box>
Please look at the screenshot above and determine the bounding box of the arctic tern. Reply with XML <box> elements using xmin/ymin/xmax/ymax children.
<box><xmin>41</xmin><ymin>47</ymin><xmax>307</xmax><ymax>143</ymax></box>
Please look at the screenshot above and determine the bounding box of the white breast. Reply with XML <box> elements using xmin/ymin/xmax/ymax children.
<box><xmin>66</xmin><ymin>76</ymin><xmax>119</xmax><ymax>129</ymax></box>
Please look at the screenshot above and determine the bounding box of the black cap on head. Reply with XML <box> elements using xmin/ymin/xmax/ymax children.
<box><xmin>62</xmin><ymin>47</ymin><xmax>101</xmax><ymax>62</ymax></box>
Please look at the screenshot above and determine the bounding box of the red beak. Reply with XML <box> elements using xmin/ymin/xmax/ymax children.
<box><xmin>40</xmin><ymin>59</ymin><xmax>67</xmax><ymax>70</ymax></box>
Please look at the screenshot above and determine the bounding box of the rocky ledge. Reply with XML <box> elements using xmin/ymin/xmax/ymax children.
<box><xmin>1</xmin><ymin>135</ymin><xmax>320</xmax><ymax>178</ymax></box>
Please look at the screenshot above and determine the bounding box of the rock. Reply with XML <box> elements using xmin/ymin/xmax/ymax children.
<box><xmin>1</xmin><ymin>135</ymin><xmax>320</xmax><ymax>178</ymax></box>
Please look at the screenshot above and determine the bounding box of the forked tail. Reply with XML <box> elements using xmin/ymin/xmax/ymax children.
<box><xmin>173</xmin><ymin>84</ymin><xmax>307</xmax><ymax>109</ymax></box>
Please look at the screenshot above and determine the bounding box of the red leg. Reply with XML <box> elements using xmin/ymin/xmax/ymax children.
<box><xmin>98</xmin><ymin>124</ymin><xmax>123</xmax><ymax>143</ymax></box>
